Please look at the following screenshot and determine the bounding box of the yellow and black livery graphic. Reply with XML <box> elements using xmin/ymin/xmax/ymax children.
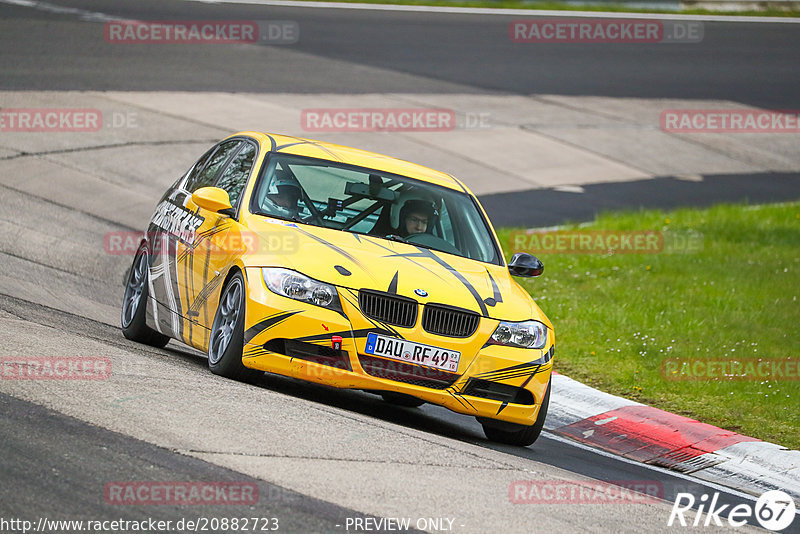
<box><xmin>128</xmin><ymin>131</ymin><xmax>555</xmax><ymax>447</ymax></box>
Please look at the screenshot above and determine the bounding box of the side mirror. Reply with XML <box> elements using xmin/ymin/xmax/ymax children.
<box><xmin>508</xmin><ymin>253</ymin><xmax>543</xmax><ymax>277</ymax></box>
<box><xmin>191</xmin><ymin>187</ymin><xmax>235</xmax><ymax>217</ymax></box>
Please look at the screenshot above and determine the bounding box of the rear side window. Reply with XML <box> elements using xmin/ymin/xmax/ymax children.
<box><xmin>215</xmin><ymin>141</ymin><xmax>257</xmax><ymax>207</ymax></box>
<box><xmin>185</xmin><ymin>140</ymin><xmax>241</xmax><ymax>193</ymax></box>
<box><xmin>181</xmin><ymin>147</ymin><xmax>215</xmax><ymax>191</ymax></box>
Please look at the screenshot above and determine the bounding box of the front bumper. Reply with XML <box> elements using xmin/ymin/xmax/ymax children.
<box><xmin>240</xmin><ymin>267</ymin><xmax>553</xmax><ymax>426</ymax></box>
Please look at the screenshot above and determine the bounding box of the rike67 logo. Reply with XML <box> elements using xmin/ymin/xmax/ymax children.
<box><xmin>669</xmin><ymin>490</ymin><xmax>796</xmax><ymax>531</ymax></box>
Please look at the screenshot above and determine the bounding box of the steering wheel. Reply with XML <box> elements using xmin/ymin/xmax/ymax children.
<box><xmin>405</xmin><ymin>232</ymin><xmax>461</xmax><ymax>255</ymax></box>
<box><xmin>384</xmin><ymin>234</ymin><xmax>407</xmax><ymax>243</ymax></box>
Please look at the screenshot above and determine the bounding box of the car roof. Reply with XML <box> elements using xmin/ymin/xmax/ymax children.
<box><xmin>229</xmin><ymin>131</ymin><xmax>469</xmax><ymax>192</ymax></box>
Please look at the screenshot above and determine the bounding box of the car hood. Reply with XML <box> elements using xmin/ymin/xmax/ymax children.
<box><xmin>241</xmin><ymin>217</ymin><xmax>547</xmax><ymax>323</ymax></box>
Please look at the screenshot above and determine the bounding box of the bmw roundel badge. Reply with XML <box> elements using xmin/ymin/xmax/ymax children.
<box><xmin>414</xmin><ymin>288</ymin><xmax>428</xmax><ymax>297</ymax></box>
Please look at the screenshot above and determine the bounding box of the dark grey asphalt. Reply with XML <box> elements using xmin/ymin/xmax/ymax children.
<box><xmin>0</xmin><ymin>294</ymin><xmax>769</xmax><ymax>530</ymax></box>
<box><xmin>0</xmin><ymin>1</ymin><xmax>796</xmax><ymax>531</ymax></box>
<box><xmin>2</xmin><ymin>0</ymin><xmax>798</xmax><ymax>221</ymax></box>
<box><xmin>0</xmin><ymin>0</ymin><xmax>799</xmax><ymax>108</ymax></box>
<box><xmin>0</xmin><ymin>390</ymin><xmax>421</xmax><ymax>534</ymax></box>
<box><xmin>479</xmin><ymin>171</ymin><xmax>800</xmax><ymax>227</ymax></box>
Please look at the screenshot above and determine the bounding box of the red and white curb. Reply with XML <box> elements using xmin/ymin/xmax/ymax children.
<box><xmin>546</xmin><ymin>373</ymin><xmax>800</xmax><ymax>501</ymax></box>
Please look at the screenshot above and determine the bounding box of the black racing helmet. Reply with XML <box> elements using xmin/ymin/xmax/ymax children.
<box><xmin>398</xmin><ymin>199</ymin><xmax>438</xmax><ymax>236</ymax></box>
<box><xmin>266</xmin><ymin>169</ymin><xmax>302</xmax><ymax>212</ymax></box>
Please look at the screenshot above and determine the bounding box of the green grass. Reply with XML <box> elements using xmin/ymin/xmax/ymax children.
<box><xmin>292</xmin><ymin>0</ymin><xmax>800</xmax><ymax>18</ymax></box>
<box><xmin>496</xmin><ymin>201</ymin><xmax>800</xmax><ymax>449</ymax></box>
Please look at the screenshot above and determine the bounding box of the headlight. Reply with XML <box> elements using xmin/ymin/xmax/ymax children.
<box><xmin>489</xmin><ymin>320</ymin><xmax>548</xmax><ymax>349</ymax></box>
<box><xmin>262</xmin><ymin>268</ymin><xmax>342</xmax><ymax>311</ymax></box>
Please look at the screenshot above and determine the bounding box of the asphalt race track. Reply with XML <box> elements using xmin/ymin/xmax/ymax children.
<box><xmin>1</xmin><ymin>0</ymin><xmax>800</xmax><ymax>108</ymax></box>
<box><xmin>1</xmin><ymin>1</ymin><xmax>798</xmax><ymax>533</ymax></box>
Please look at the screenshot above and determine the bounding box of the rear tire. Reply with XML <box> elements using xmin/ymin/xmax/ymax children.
<box><xmin>380</xmin><ymin>392</ymin><xmax>425</xmax><ymax>408</ymax></box>
<box><xmin>121</xmin><ymin>245</ymin><xmax>170</xmax><ymax>348</ymax></box>
<box><xmin>208</xmin><ymin>272</ymin><xmax>259</xmax><ymax>382</ymax></box>
<box><xmin>481</xmin><ymin>381</ymin><xmax>550</xmax><ymax>447</ymax></box>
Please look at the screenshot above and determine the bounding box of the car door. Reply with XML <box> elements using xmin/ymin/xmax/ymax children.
<box><xmin>145</xmin><ymin>139</ymin><xmax>241</xmax><ymax>345</ymax></box>
<box><xmin>183</xmin><ymin>139</ymin><xmax>258</xmax><ymax>350</ymax></box>
<box><xmin>146</xmin><ymin>144</ymin><xmax>218</xmax><ymax>341</ymax></box>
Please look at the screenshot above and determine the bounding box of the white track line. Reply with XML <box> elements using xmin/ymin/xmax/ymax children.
<box><xmin>0</xmin><ymin>0</ymin><xmax>126</xmax><ymax>21</ymax></box>
<box><xmin>4</xmin><ymin>0</ymin><xmax>798</xmax><ymax>24</ymax></box>
<box><xmin>188</xmin><ymin>0</ymin><xmax>800</xmax><ymax>23</ymax></box>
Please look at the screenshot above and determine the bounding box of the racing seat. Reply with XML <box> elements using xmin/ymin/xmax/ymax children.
<box><xmin>367</xmin><ymin>204</ymin><xmax>394</xmax><ymax>236</ymax></box>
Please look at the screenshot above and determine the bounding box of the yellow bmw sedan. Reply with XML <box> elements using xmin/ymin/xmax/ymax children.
<box><xmin>121</xmin><ymin>132</ymin><xmax>554</xmax><ymax>446</ymax></box>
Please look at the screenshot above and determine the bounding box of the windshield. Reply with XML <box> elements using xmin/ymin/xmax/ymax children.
<box><xmin>250</xmin><ymin>153</ymin><xmax>501</xmax><ymax>265</ymax></box>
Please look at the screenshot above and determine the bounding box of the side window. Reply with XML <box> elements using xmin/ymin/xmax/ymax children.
<box><xmin>181</xmin><ymin>147</ymin><xmax>215</xmax><ymax>191</ymax></box>
<box><xmin>185</xmin><ymin>140</ymin><xmax>241</xmax><ymax>193</ymax></box>
<box><xmin>215</xmin><ymin>141</ymin><xmax>256</xmax><ymax>207</ymax></box>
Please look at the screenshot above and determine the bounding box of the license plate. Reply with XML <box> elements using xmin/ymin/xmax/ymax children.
<box><xmin>365</xmin><ymin>333</ymin><xmax>460</xmax><ymax>373</ymax></box>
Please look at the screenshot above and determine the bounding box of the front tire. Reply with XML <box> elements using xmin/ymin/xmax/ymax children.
<box><xmin>481</xmin><ymin>381</ymin><xmax>550</xmax><ymax>447</ymax></box>
<box><xmin>208</xmin><ymin>272</ymin><xmax>259</xmax><ymax>382</ymax></box>
<box><xmin>121</xmin><ymin>245</ymin><xmax>170</xmax><ymax>348</ymax></box>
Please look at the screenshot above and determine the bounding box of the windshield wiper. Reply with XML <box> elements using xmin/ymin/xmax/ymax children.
<box><xmin>383</xmin><ymin>235</ymin><xmax>442</xmax><ymax>254</ymax></box>
<box><xmin>383</xmin><ymin>234</ymin><xmax>407</xmax><ymax>243</ymax></box>
<box><xmin>407</xmin><ymin>241</ymin><xmax>439</xmax><ymax>253</ymax></box>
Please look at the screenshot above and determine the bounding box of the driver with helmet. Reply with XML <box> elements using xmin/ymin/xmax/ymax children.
<box><xmin>397</xmin><ymin>199</ymin><xmax>436</xmax><ymax>237</ymax></box>
<box><xmin>266</xmin><ymin>169</ymin><xmax>302</xmax><ymax>218</ymax></box>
